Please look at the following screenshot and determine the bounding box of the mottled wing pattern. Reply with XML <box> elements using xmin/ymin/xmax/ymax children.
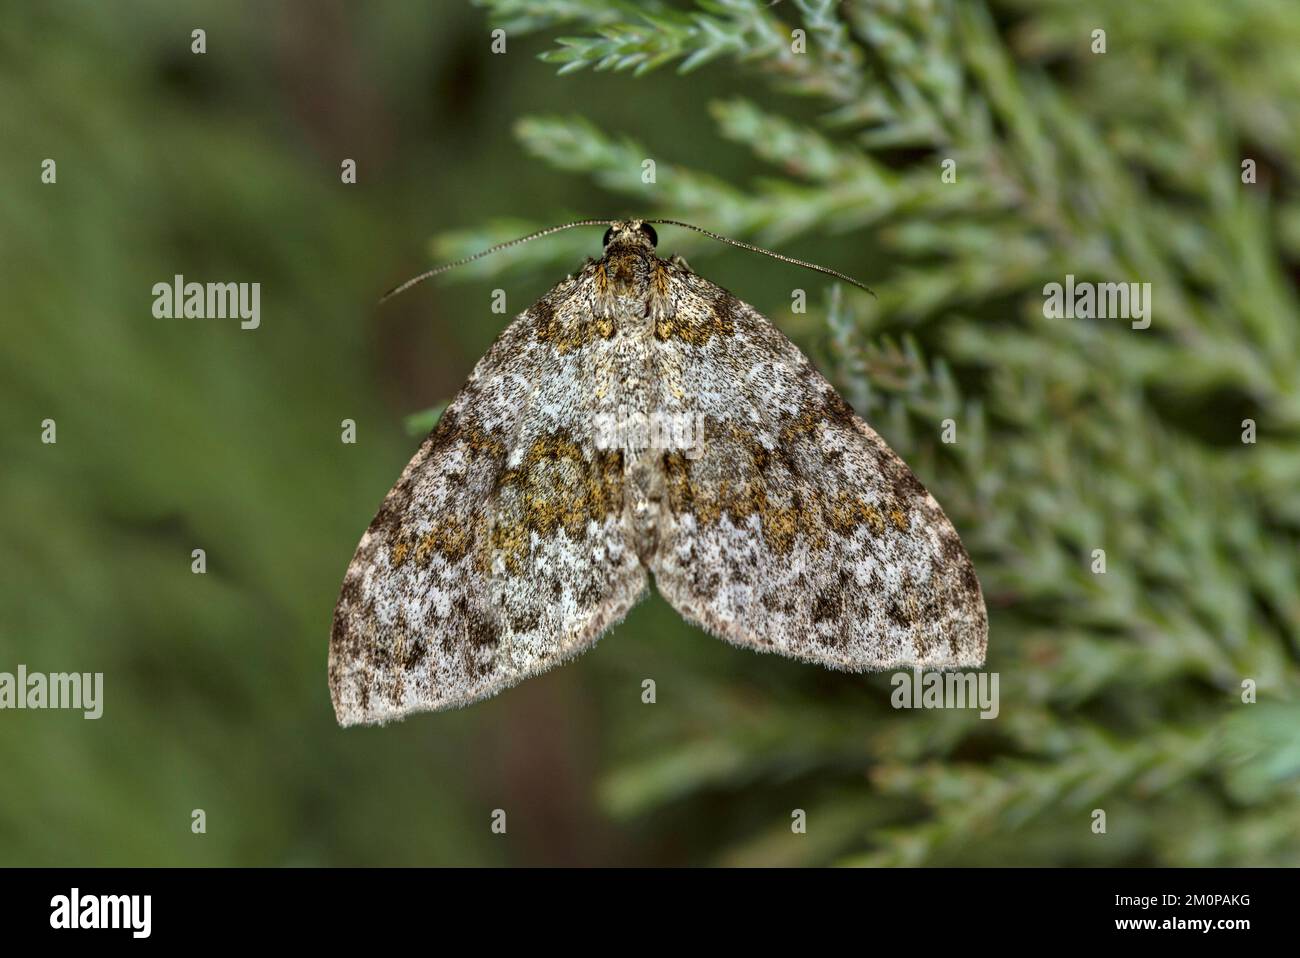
<box><xmin>329</xmin><ymin>275</ymin><xmax>648</xmax><ymax>726</ymax></box>
<box><xmin>646</xmin><ymin>266</ymin><xmax>987</xmax><ymax>670</ymax></box>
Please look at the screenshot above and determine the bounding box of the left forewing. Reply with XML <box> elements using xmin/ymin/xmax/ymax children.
<box><xmin>330</xmin><ymin>284</ymin><xmax>648</xmax><ymax>726</ymax></box>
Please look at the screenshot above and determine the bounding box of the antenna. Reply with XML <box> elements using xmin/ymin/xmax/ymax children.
<box><xmin>647</xmin><ymin>220</ymin><xmax>875</xmax><ymax>296</ymax></box>
<box><xmin>378</xmin><ymin>219</ymin><xmax>612</xmax><ymax>303</ymax></box>
<box><xmin>379</xmin><ymin>218</ymin><xmax>874</xmax><ymax>302</ymax></box>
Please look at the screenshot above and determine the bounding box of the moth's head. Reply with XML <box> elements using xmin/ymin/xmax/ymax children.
<box><xmin>602</xmin><ymin>219</ymin><xmax>658</xmax><ymax>252</ymax></box>
<box><xmin>379</xmin><ymin>218</ymin><xmax>873</xmax><ymax>306</ymax></box>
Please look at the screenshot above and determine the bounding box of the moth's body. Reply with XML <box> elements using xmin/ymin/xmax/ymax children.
<box><xmin>330</xmin><ymin>220</ymin><xmax>987</xmax><ymax>726</ymax></box>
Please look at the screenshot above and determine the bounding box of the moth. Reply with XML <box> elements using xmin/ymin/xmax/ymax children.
<box><xmin>330</xmin><ymin>219</ymin><xmax>987</xmax><ymax>726</ymax></box>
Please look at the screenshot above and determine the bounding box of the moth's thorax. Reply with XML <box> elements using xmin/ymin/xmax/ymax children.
<box><xmin>596</xmin><ymin>242</ymin><xmax>660</xmax><ymax>292</ymax></box>
<box><xmin>588</xmin><ymin>242</ymin><xmax>671</xmax><ymax>338</ymax></box>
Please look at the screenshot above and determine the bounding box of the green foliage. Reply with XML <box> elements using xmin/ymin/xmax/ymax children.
<box><xmin>461</xmin><ymin>0</ymin><xmax>1300</xmax><ymax>864</ymax></box>
<box><xmin>0</xmin><ymin>0</ymin><xmax>570</xmax><ymax>868</ymax></box>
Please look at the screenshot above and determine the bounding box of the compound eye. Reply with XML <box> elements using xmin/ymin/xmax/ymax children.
<box><xmin>639</xmin><ymin>222</ymin><xmax>658</xmax><ymax>247</ymax></box>
<box><xmin>602</xmin><ymin>226</ymin><xmax>615</xmax><ymax>247</ymax></box>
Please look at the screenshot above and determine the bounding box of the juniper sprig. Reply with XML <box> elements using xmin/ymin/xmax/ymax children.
<box><xmin>459</xmin><ymin>0</ymin><xmax>1300</xmax><ymax>865</ymax></box>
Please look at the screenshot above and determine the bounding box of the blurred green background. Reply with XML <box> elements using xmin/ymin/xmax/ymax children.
<box><xmin>2</xmin><ymin>0</ymin><xmax>1298</xmax><ymax>866</ymax></box>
